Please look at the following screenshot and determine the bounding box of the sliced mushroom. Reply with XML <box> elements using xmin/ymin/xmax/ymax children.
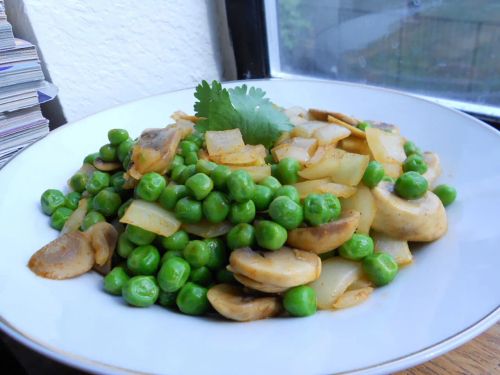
<box><xmin>287</xmin><ymin>210</ymin><xmax>360</xmax><ymax>254</ymax></box>
<box><xmin>93</xmin><ymin>158</ymin><xmax>122</xmax><ymax>172</ymax></box>
<box><xmin>229</xmin><ymin>247</ymin><xmax>321</xmax><ymax>288</ymax></box>
<box><xmin>85</xmin><ymin>222</ymin><xmax>118</xmax><ymax>266</ymax></box>
<box><xmin>128</xmin><ymin>126</ymin><xmax>182</xmax><ymax>179</ymax></box>
<box><xmin>422</xmin><ymin>152</ymin><xmax>442</xmax><ymax>188</ymax></box>
<box><xmin>232</xmin><ymin>272</ymin><xmax>288</xmax><ymax>293</ymax></box>
<box><xmin>28</xmin><ymin>231</ymin><xmax>95</xmax><ymax>279</ymax></box>
<box><xmin>207</xmin><ymin>284</ymin><xmax>281</xmax><ymax>322</ymax></box>
<box><xmin>371</xmin><ymin>181</ymin><xmax>447</xmax><ymax>241</ymax></box>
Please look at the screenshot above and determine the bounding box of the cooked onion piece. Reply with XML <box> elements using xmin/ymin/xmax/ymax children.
<box><xmin>309</xmin><ymin>257</ymin><xmax>362</xmax><ymax>310</ymax></box>
<box><xmin>422</xmin><ymin>152</ymin><xmax>442</xmax><ymax>188</ymax></box>
<box><xmin>86</xmin><ymin>222</ymin><xmax>118</xmax><ymax>266</ymax></box>
<box><xmin>61</xmin><ymin>198</ymin><xmax>88</xmax><ymax>235</ymax></box>
<box><xmin>205</xmin><ymin>129</ymin><xmax>245</xmax><ymax>156</ymax></box>
<box><xmin>332</xmin><ymin>287</ymin><xmax>373</xmax><ymax>309</ymax></box>
<box><xmin>340</xmin><ymin>185</ymin><xmax>376</xmax><ymax>235</ymax></box>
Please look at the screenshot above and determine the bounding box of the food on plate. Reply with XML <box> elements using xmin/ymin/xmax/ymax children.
<box><xmin>29</xmin><ymin>80</ymin><xmax>457</xmax><ymax>321</ymax></box>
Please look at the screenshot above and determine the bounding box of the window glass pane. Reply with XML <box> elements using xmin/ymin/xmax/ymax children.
<box><xmin>274</xmin><ymin>0</ymin><xmax>500</xmax><ymax>107</ymax></box>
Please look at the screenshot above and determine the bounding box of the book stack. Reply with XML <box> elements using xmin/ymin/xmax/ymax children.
<box><xmin>0</xmin><ymin>0</ymin><xmax>56</xmax><ymax>168</ymax></box>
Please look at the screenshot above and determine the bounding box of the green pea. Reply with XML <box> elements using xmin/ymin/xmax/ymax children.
<box><xmin>108</xmin><ymin>129</ymin><xmax>129</xmax><ymax>145</ymax></box>
<box><xmin>180</xmin><ymin>140</ymin><xmax>199</xmax><ymax>156</ymax></box>
<box><xmin>161</xmin><ymin>251</ymin><xmax>182</xmax><ymax>264</ymax></box>
<box><xmin>117</xmin><ymin>138</ymin><xmax>134</xmax><ymax>162</ymax></box>
<box><xmin>255</xmin><ymin>220</ymin><xmax>287</xmax><ymax>251</ymax></box>
<box><xmin>227</xmin><ymin>170</ymin><xmax>255</xmax><ymax>203</ymax></box>
<box><xmin>229</xmin><ymin>200</ymin><xmax>256</xmax><ymax>224</ymax></box>
<box><xmin>183</xmin><ymin>240</ymin><xmax>210</xmax><ymax>268</ymax></box>
<box><xmin>50</xmin><ymin>207</ymin><xmax>74</xmax><ymax>231</ymax></box>
<box><xmin>127</xmin><ymin>245</ymin><xmax>161</xmax><ymax>275</ymax></box>
<box><xmin>227</xmin><ymin>223</ymin><xmax>255</xmax><ymax>250</ymax></box>
<box><xmin>252</xmin><ymin>185</ymin><xmax>273</xmax><ymax>211</ymax></box>
<box><xmin>189</xmin><ymin>266</ymin><xmax>213</xmax><ymax>287</ymax></box>
<box><xmin>159</xmin><ymin>184</ymin><xmax>188</xmax><ymax>210</ymax></box>
<box><xmin>210</xmin><ymin>165</ymin><xmax>232</xmax><ymax>190</ymax></box>
<box><xmin>403</xmin><ymin>141</ymin><xmax>421</xmax><ymax>156</ymax></box>
<box><xmin>135</xmin><ymin>172</ymin><xmax>166</xmax><ymax>202</ymax></box>
<box><xmin>110</xmin><ymin>171</ymin><xmax>127</xmax><ymax>193</ymax></box>
<box><xmin>99</xmin><ymin>144</ymin><xmax>117</xmax><ymax>162</ymax></box>
<box><xmin>93</xmin><ymin>189</ymin><xmax>122</xmax><ymax>217</ymax></box>
<box><xmin>357</xmin><ymin>121</ymin><xmax>371</xmax><ymax>131</ymax></box>
<box><xmin>126</xmin><ymin>224</ymin><xmax>156</xmax><ymax>246</ymax></box>
<box><xmin>86</xmin><ymin>171</ymin><xmax>110</xmax><ymax>195</ymax></box>
<box><xmin>83</xmin><ymin>152</ymin><xmax>100</xmax><ymax>165</ymax></box>
<box><xmin>117</xmin><ymin>198</ymin><xmax>133</xmax><ymax>218</ymax></box>
<box><xmin>271</xmin><ymin>163</ymin><xmax>279</xmax><ymax>179</ymax></box>
<box><xmin>122</xmin><ymin>276</ymin><xmax>159</xmax><ymax>307</ymax></box>
<box><xmin>175</xmin><ymin>197</ymin><xmax>203</xmax><ymax>223</ymax></box>
<box><xmin>185</xmin><ymin>173</ymin><xmax>214</xmax><ymax>200</ymax></box>
<box><xmin>81</xmin><ymin>211</ymin><xmax>106</xmax><ymax>231</ymax></box>
<box><xmin>204</xmin><ymin>238</ymin><xmax>227</xmax><ymax>270</ymax></box>
<box><xmin>185</xmin><ymin>132</ymin><xmax>204</xmax><ymax>148</ymax></box>
<box><xmin>403</xmin><ymin>154</ymin><xmax>428</xmax><ymax>174</ymax></box>
<box><xmin>265</xmin><ymin>153</ymin><xmax>275</xmax><ymax>164</ymax></box>
<box><xmin>433</xmin><ymin>184</ymin><xmax>457</xmax><ymax>206</ymax></box>
<box><xmin>184</xmin><ymin>151</ymin><xmax>199</xmax><ymax>166</ymax></box>
<box><xmin>178</xmin><ymin>164</ymin><xmax>196</xmax><ymax>184</ymax></box>
<box><xmin>103</xmin><ymin>266</ymin><xmax>130</xmax><ymax>295</ymax></box>
<box><xmin>202</xmin><ymin>191</ymin><xmax>230</xmax><ymax>223</ymax></box>
<box><xmin>362</xmin><ymin>161</ymin><xmax>385</xmax><ymax>188</ymax></box>
<box><xmin>323</xmin><ymin>193</ymin><xmax>341</xmax><ymax>221</ymax></box>
<box><xmin>64</xmin><ymin>192</ymin><xmax>81</xmax><ymax>210</ymax></box>
<box><xmin>171</xmin><ymin>165</ymin><xmax>187</xmax><ymax>183</ymax></box>
<box><xmin>169</xmin><ymin>155</ymin><xmax>185</xmax><ymax>172</ymax></box>
<box><xmin>176</xmin><ymin>282</ymin><xmax>209</xmax><ymax>315</ymax></box>
<box><xmin>122</xmin><ymin>153</ymin><xmax>132</xmax><ymax>170</ymax></box>
<box><xmin>157</xmin><ymin>257</ymin><xmax>191</xmax><ymax>292</ymax></box>
<box><xmin>277</xmin><ymin>157</ymin><xmax>300</xmax><ymax>185</ymax></box>
<box><xmin>69</xmin><ymin>172</ymin><xmax>88</xmax><ymax>193</ymax></box>
<box><xmin>117</xmin><ymin>232</ymin><xmax>135</xmax><ymax>258</ymax></box>
<box><xmin>196</xmin><ymin>159</ymin><xmax>217</xmax><ymax>175</ymax></box>
<box><xmin>260</xmin><ymin>176</ymin><xmax>282</xmax><ymax>193</ymax></box>
<box><xmin>216</xmin><ymin>269</ymin><xmax>236</xmax><ymax>284</ymax></box>
<box><xmin>268</xmin><ymin>196</ymin><xmax>303</xmax><ymax>230</ymax></box>
<box><xmin>339</xmin><ymin>234</ymin><xmax>374</xmax><ymax>261</ymax></box>
<box><xmin>161</xmin><ymin>230</ymin><xmax>190</xmax><ymax>252</ymax></box>
<box><xmin>274</xmin><ymin>185</ymin><xmax>300</xmax><ymax>204</ymax></box>
<box><xmin>394</xmin><ymin>171</ymin><xmax>428</xmax><ymax>200</ymax></box>
<box><xmin>303</xmin><ymin>194</ymin><xmax>331</xmax><ymax>226</ymax></box>
<box><xmin>283</xmin><ymin>286</ymin><xmax>317</xmax><ymax>317</ymax></box>
<box><xmin>158</xmin><ymin>291</ymin><xmax>177</xmax><ymax>307</ymax></box>
<box><xmin>41</xmin><ymin>189</ymin><xmax>66</xmax><ymax>215</ymax></box>
<box><xmin>363</xmin><ymin>252</ymin><xmax>398</xmax><ymax>286</ymax></box>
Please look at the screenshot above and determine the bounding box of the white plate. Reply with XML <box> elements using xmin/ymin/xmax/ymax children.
<box><xmin>0</xmin><ymin>79</ymin><xmax>499</xmax><ymax>375</ymax></box>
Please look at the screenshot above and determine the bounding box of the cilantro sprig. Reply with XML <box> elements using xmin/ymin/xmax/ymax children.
<box><xmin>194</xmin><ymin>80</ymin><xmax>292</xmax><ymax>149</ymax></box>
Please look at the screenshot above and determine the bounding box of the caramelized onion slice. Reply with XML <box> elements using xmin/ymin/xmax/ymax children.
<box><xmin>28</xmin><ymin>232</ymin><xmax>94</xmax><ymax>279</ymax></box>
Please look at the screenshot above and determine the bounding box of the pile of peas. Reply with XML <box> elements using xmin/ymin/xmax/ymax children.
<box><xmin>39</xmin><ymin>126</ymin><xmax>456</xmax><ymax>319</ymax></box>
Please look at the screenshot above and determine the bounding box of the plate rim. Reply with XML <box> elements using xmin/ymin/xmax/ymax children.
<box><xmin>1</xmin><ymin>78</ymin><xmax>499</xmax><ymax>374</ymax></box>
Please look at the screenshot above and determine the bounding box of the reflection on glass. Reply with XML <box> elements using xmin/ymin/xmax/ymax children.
<box><xmin>277</xmin><ymin>0</ymin><xmax>500</xmax><ymax>106</ymax></box>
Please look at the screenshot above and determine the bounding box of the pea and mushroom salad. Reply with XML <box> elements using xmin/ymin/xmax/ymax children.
<box><xmin>29</xmin><ymin>81</ymin><xmax>457</xmax><ymax>322</ymax></box>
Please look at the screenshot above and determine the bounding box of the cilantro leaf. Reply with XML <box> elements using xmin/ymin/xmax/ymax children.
<box><xmin>193</xmin><ymin>80</ymin><xmax>291</xmax><ymax>148</ymax></box>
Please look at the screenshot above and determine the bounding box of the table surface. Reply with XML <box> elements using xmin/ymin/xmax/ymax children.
<box><xmin>2</xmin><ymin>322</ymin><xmax>498</xmax><ymax>374</ymax></box>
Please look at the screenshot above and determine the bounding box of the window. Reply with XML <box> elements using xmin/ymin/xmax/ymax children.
<box><xmin>264</xmin><ymin>0</ymin><xmax>500</xmax><ymax>119</ymax></box>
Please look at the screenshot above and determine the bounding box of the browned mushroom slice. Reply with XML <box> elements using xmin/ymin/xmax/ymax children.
<box><xmin>229</xmin><ymin>247</ymin><xmax>321</xmax><ymax>288</ymax></box>
<box><xmin>128</xmin><ymin>126</ymin><xmax>182</xmax><ymax>179</ymax></box>
<box><xmin>85</xmin><ymin>222</ymin><xmax>118</xmax><ymax>266</ymax></box>
<box><xmin>93</xmin><ymin>158</ymin><xmax>122</xmax><ymax>172</ymax></box>
<box><xmin>28</xmin><ymin>232</ymin><xmax>94</xmax><ymax>279</ymax></box>
<box><xmin>207</xmin><ymin>284</ymin><xmax>282</xmax><ymax>322</ymax></box>
<box><xmin>232</xmin><ymin>272</ymin><xmax>288</xmax><ymax>293</ymax></box>
<box><xmin>287</xmin><ymin>210</ymin><xmax>360</xmax><ymax>254</ymax></box>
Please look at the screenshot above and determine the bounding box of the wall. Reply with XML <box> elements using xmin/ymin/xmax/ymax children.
<box><xmin>6</xmin><ymin>0</ymin><xmax>227</xmax><ymax>124</ymax></box>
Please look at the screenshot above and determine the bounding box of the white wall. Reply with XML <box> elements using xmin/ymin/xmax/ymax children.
<box><xmin>6</xmin><ymin>0</ymin><xmax>226</xmax><ymax>123</ymax></box>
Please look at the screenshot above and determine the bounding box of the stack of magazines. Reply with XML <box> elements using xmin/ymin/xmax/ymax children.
<box><xmin>0</xmin><ymin>0</ymin><xmax>57</xmax><ymax>168</ymax></box>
